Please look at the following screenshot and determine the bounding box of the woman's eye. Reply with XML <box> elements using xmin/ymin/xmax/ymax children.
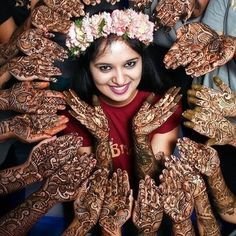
<box><xmin>99</xmin><ymin>65</ymin><xmax>111</xmax><ymax>72</ymax></box>
<box><xmin>125</xmin><ymin>61</ymin><xmax>136</xmax><ymax>68</ymax></box>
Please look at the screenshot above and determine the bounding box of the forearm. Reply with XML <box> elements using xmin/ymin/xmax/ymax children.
<box><xmin>194</xmin><ymin>190</ymin><xmax>221</xmax><ymax>236</ymax></box>
<box><xmin>0</xmin><ymin>164</ymin><xmax>41</xmax><ymax>195</ymax></box>
<box><xmin>0</xmin><ymin>119</ymin><xmax>14</xmax><ymax>141</ymax></box>
<box><xmin>101</xmin><ymin>228</ymin><xmax>122</xmax><ymax>236</ymax></box>
<box><xmin>0</xmin><ymin>189</ymin><xmax>55</xmax><ymax>236</ymax></box>
<box><xmin>134</xmin><ymin>134</ymin><xmax>160</xmax><ymax>179</ymax></box>
<box><xmin>172</xmin><ymin>219</ymin><xmax>195</xmax><ymax>236</ymax></box>
<box><xmin>95</xmin><ymin>139</ymin><xmax>113</xmax><ymax>171</ymax></box>
<box><xmin>207</xmin><ymin>168</ymin><xmax>236</xmax><ymax>223</ymax></box>
<box><xmin>138</xmin><ymin>232</ymin><xmax>157</xmax><ymax>236</ymax></box>
<box><xmin>63</xmin><ymin>219</ymin><xmax>91</xmax><ymax>236</ymax></box>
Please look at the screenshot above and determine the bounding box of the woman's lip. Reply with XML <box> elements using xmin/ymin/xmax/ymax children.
<box><xmin>109</xmin><ymin>84</ymin><xmax>130</xmax><ymax>95</ymax></box>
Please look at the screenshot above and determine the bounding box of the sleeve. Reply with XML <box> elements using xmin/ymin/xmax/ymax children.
<box><xmin>60</xmin><ymin>110</ymin><xmax>93</xmax><ymax>147</ymax></box>
<box><xmin>155</xmin><ymin>102</ymin><xmax>183</xmax><ymax>134</ymax></box>
<box><xmin>201</xmin><ymin>0</ymin><xmax>226</xmax><ymax>34</ymax></box>
<box><xmin>0</xmin><ymin>1</ymin><xmax>13</xmax><ymax>25</ymax></box>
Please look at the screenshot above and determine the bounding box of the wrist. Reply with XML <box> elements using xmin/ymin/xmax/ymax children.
<box><xmin>101</xmin><ymin>228</ymin><xmax>122</xmax><ymax>236</ymax></box>
<box><xmin>0</xmin><ymin>88</ymin><xmax>10</xmax><ymax>110</ymax></box>
<box><xmin>138</xmin><ymin>231</ymin><xmax>157</xmax><ymax>236</ymax></box>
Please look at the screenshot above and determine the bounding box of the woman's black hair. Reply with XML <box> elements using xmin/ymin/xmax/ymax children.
<box><xmin>72</xmin><ymin>35</ymin><xmax>167</xmax><ymax>104</ymax></box>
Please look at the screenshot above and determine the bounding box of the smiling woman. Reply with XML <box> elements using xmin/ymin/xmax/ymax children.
<box><xmin>63</xmin><ymin>9</ymin><xmax>182</xmax><ymax>186</ymax></box>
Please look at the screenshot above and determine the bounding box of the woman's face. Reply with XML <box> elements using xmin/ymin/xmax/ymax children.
<box><xmin>89</xmin><ymin>40</ymin><xmax>142</xmax><ymax>106</ymax></box>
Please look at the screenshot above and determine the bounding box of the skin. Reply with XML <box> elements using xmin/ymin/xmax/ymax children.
<box><xmin>177</xmin><ymin>138</ymin><xmax>236</xmax><ymax>224</ymax></box>
<box><xmin>99</xmin><ymin>169</ymin><xmax>133</xmax><ymax>236</ymax></box>
<box><xmin>0</xmin><ymin>134</ymin><xmax>83</xmax><ymax>195</ymax></box>
<box><xmin>132</xmin><ymin>175</ymin><xmax>163</xmax><ymax>235</ymax></box>
<box><xmin>66</xmin><ymin>38</ymin><xmax>180</xmax><ymax>174</ymax></box>
<box><xmin>89</xmin><ymin>39</ymin><xmax>180</xmax><ymax>155</ymax></box>
<box><xmin>63</xmin><ymin>168</ymin><xmax>108</xmax><ymax>236</ymax></box>
<box><xmin>0</xmin><ymin>81</ymin><xmax>66</xmax><ymax>114</ymax></box>
<box><xmin>187</xmin><ymin>76</ymin><xmax>236</xmax><ymax>117</ymax></box>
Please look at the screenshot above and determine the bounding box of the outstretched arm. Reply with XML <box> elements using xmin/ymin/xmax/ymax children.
<box><xmin>0</xmin><ymin>153</ymin><xmax>96</xmax><ymax>236</ymax></box>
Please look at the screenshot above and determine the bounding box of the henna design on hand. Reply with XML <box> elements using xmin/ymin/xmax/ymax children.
<box><xmin>133</xmin><ymin>87</ymin><xmax>181</xmax><ymax>179</ymax></box>
<box><xmin>0</xmin><ymin>134</ymin><xmax>82</xmax><ymax>195</ymax></box>
<box><xmin>2</xmin><ymin>113</ymin><xmax>68</xmax><ymax>142</ymax></box>
<box><xmin>155</xmin><ymin>0</ymin><xmax>196</xmax><ymax>28</ymax></box>
<box><xmin>132</xmin><ymin>175</ymin><xmax>163</xmax><ymax>233</ymax></box>
<box><xmin>164</xmin><ymin>23</ymin><xmax>219</xmax><ymax>70</ymax></box>
<box><xmin>31</xmin><ymin>5</ymin><xmax>72</xmax><ymax>34</ymax></box>
<box><xmin>63</xmin><ymin>168</ymin><xmax>108</xmax><ymax>236</ymax></box>
<box><xmin>183</xmin><ymin>107</ymin><xmax>236</xmax><ymax>146</ymax></box>
<box><xmin>129</xmin><ymin>0</ymin><xmax>152</xmax><ymax>11</ymax></box>
<box><xmin>5</xmin><ymin>81</ymin><xmax>66</xmax><ymax>114</ymax></box>
<box><xmin>17</xmin><ymin>28</ymin><xmax>68</xmax><ymax>61</ymax></box>
<box><xmin>99</xmin><ymin>169</ymin><xmax>133</xmax><ymax>235</ymax></box>
<box><xmin>188</xmin><ymin>76</ymin><xmax>236</xmax><ymax>117</ymax></box>
<box><xmin>7</xmin><ymin>55</ymin><xmax>61</xmax><ymax>82</ymax></box>
<box><xmin>177</xmin><ymin>137</ymin><xmax>220</xmax><ymax>177</ymax></box>
<box><xmin>44</xmin><ymin>0</ymin><xmax>85</xmax><ymax>18</ymax></box>
<box><xmin>64</xmin><ymin>90</ymin><xmax>112</xmax><ymax>169</ymax></box>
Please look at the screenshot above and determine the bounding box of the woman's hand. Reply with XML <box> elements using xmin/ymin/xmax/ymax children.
<box><xmin>7</xmin><ymin>55</ymin><xmax>61</xmax><ymax>82</ymax></box>
<box><xmin>31</xmin><ymin>5</ymin><xmax>72</xmax><ymax>34</ymax></box>
<box><xmin>188</xmin><ymin>76</ymin><xmax>236</xmax><ymax>117</ymax></box>
<box><xmin>2</xmin><ymin>81</ymin><xmax>66</xmax><ymax>114</ymax></box>
<box><xmin>155</xmin><ymin>0</ymin><xmax>196</xmax><ymax>28</ymax></box>
<box><xmin>132</xmin><ymin>175</ymin><xmax>163</xmax><ymax>234</ymax></box>
<box><xmin>183</xmin><ymin>107</ymin><xmax>236</xmax><ymax>146</ymax></box>
<box><xmin>63</xmin><ymin>168</ymin><xmax>108</xmax><ymax>236</ymax></box>
<box><xmin>177</xmin><ymin>137</ymin><xmax>220</xmax><ymax>176</ymax></box>
<box><xmin>99</xmin><ymin>169</ymin><xmax>133</xmax><ymax>236</ymax></box>
<box><xmin>17</xmin><ymin>28</ymin><xmax>68</xmax><ymax>61</ymax></box>
<box><xmin>0</xmin><ymin>113</ymin><xmax>68</xmax><ymax>142</ymax></box>
<box><xmin>133</xmin><ymin>87</ymin><xmax>181</xmax><ymax>136</ymax></box>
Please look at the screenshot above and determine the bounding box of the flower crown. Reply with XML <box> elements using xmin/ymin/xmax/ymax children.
<box><xmin>66</xmin><ymin>9</ymin><xmax>155</xmax><ymax>56</ymax></box>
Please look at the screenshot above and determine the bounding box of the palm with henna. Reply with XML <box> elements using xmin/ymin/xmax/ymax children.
<box><xmin>182</xmin><ymin>107</ymin><xmax>236</xmax><ymax>146</ymax></box>
<box><xmin>159</xmin><ymin>164</ymin><xmax>195</xmax><ymax>236</ymax></box>
<box><xmin>63</xmin><ymin>168</ymin><xmax>109</xmax><ymax>236</ymax></box>
<box><xmin>188</xmin><ymin>76</ymin><xmax>236</xmax><ymax>117</ymax></box>
<box><xmin>0</xmin><ymin>134</ymin><xmax>83</xmax><ymax>195</ymax></box>
<box><xmin>64</xmin><ymin>90</ymin><xmax>112</xmax><ymax>169</ymax></box>
<box><xmin>164</xmin><ymin>22</ymin><xmax>236</xmax><ymax>77</ymax></box>
<box><xmin>177</xmin><ymin>138</ymin><xmax>236</xmax><ymax>224</ymax></box>
<box><xmin>0</xmin><ymin>153</ymin><xmax>96</xmax><ymax>236</ymax></box>
<box><xmin>155</xmin><ymin>0</ymin><xmax>196</xmax><ymax>28</ymax></box>
<box><xmin>0</xmin><ymin>113</ymin><xmax>68</xmax><ymax>142</ymax></box>
<box><xmin>132</xmin><ymin>175</ymin><xmax>163</xmax><ymax>235</ymax></box>
<box><xmin>132</xmin><ymin>86</ymin><xmax>181</xmax><ymax>179</ymax></box>
<box><xmin>99</xmin><ymin>169</ymin><xmax>133</xmax><ymax>236</ymax></box>
<box><xmin>0</xmin><ymin>81</ymin><xmax>66</xmax><ymax>114</ymax></box>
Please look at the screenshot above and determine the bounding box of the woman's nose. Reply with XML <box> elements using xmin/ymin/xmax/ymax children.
<box><xmin>112</xmin><ymin>69</ymin><xmax>126</xmax><ymax>85</ymax></box>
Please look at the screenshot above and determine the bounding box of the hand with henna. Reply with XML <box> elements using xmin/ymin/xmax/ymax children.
<box><xmin>155</xmin><ymin>0</ymin><xmax>196</xmax><ymax>28</ymax></box>
<box><xmin>64</xmin><ymin>90</ymin><xmax>112</xmax><ymax>170</ymax></box>
<box><xmin>44</xmin><ymin>0</ymin><xmax>85</xmax><ymax>18</ymax></box>
<box><xmin>0</xmin><ymin>134</ymin><xmax>82</xmax><ymax>195</ymax></box>
<box><xmin>7</xmin><ymin>55</ymin><xmax>61</xmax><ymax>82</ymax></box>
<box><xmin>183</xmin><ymin>107</ymin><xmax>236</xmax><ymax>146</ymax></box>
<box><xmin>164</xmin><ymin>22</ymin><xmax>219</xmax><ymax>70</ymax></box>
<box><xmin>0</xmin><ymin>81</ymin><xmax>66</xmax><ymax>114</ymax></box>
<box><xmin>99</xmin><ymin>169</ymin><xmax>133</xmax><ymax>236</ymax></box>
<box><xmin>17</xmin><ymin>28</ymin><xmax>68</xmax><ymax>61</ymax></box>
<box><xmin>188</xmin><ymin>76</ymin><xmax>236</xmax><ymax>117</ymax></box>
<box><xmin>132</xmin><ymin>175</ymin><xmax>163</xmax><ymax>235</ymax></box>
<box><xmin>31</xmin><ymin>5</ymin><xmax>72</xmax><ymax>34</ymax></box>
<box><xmin>185</xmin><ymin>35</ymin><xmax>236</xmax><ymax>77</ymax></box>
<box><xmin>132</xmin><ymin>86</ymin><xmax>181</xmax><ymax>179</ymax></box>
<box><xmin>0</xmin><ymin>153</ymin><xmax>96</xmax><ymax>236</ymax></box>
<box><xmin>63</xmin><ymin>168</ymin><xmax>108</xmax><ymax>236</ymax></box>
<box><xmin>128</xmin><ymin>0</ymin><xmax>152</xmax><ymax>11</ymax></box>
<box><xmin>177</xmin><ymin>137</ymin><xmax>221</xmax><ymax>177</ymax></box>
<box><xmin>0</xmin><ymin>113</ymin><xmax>68</xmax><ymax>142</ymax></box>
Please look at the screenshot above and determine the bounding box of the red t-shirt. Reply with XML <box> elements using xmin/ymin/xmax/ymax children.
<box><xmin>63</xmin><ymin>90</ymin><xmax>182</xmax><ymax>177</ymax></box>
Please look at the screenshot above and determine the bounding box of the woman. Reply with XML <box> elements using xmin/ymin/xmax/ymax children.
<box><xmin>63</xmin><ymin>9</ymin><xmax>182</xmax><ymax>184</ymax></box>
